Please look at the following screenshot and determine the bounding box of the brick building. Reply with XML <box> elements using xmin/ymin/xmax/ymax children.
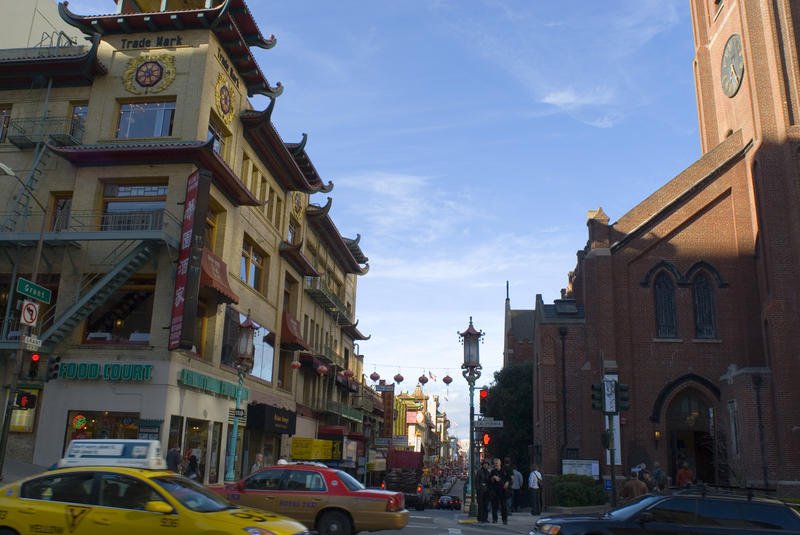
<box><xmin>531</xmin><ymin>0</ymin><xmax>800</xmax><ymax>495</ymax></box>
<box><xmin>502</xmin><ymin>283</ymin><xmax>535</xmax><ymax>367</ymax></box>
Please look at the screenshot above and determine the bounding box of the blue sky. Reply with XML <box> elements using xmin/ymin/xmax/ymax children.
<box><xmin>65</xmin><ymin>0</ymin><xmax>701</xmax><ymax>440</ymax></box>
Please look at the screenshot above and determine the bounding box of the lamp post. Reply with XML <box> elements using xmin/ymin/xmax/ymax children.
<box><xmin>459</xmin><ymin>316</ymin><xmax>483</xmax><ymax>517</ymax></box>
<box><xmin>0</xmin><ymin>164</ymin><xmax>49</xmax><ymax>481</ymax></box>
<box><xmin>224</xmin><ymin>317</ymin><xmax>255</xmax><ymax>483</ymax></box>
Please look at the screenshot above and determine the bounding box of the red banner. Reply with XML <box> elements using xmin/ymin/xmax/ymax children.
<box><xmin>169</xmin><ymin>171</ymin><xmax>199</xmax><ymax>349</ymax></box>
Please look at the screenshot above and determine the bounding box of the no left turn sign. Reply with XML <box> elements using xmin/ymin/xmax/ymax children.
<box><xmin>21</xmin><ymin>300</ymin><xmax>39</xmax><ymax>327</ymax></box>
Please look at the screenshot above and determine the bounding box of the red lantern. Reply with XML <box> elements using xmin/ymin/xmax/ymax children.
<box><xmin>419</xmin><ymin>375</ymin><xmax>428</xmax><ymax>385</ymax></box>
<box><xmin>290</xmin><ymin>360</ymin><xmax>302</xmax><ymax>369</ymax></box>
<box><xmin>369</xmin><ymin>371</ymin><xmax>380</xmax><ymax>382</ymax></box>
<box><xmin>394</xmin><ymin>373</ymin><xmax>404</xmax><ymax>383</ymax></box>
<box><xmin>343</xmin><ymin>369</ymin><xmax>354</xmax><ymax>378</ymax></box>
<box><xmin>317</xmin><ymin>365</ymin><xmax>328</xmax><ymax>375</ymax></box>
<box><xmin>443</xmin><ymin>375</ymin><xmax>453</xmax><ymax>385</ymax></box>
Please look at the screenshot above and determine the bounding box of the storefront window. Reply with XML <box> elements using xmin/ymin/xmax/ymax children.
<box><xmin>64</xmin><ymin>411</ymin><xmax>139</xmax><ymax>452</ymax></box>
<box><xmin>84</xmin><ymin>277</ymin><xmax>154</xmax><ymax>344</ymax></box>
<box><xmin>209</xmin><ymin>422</ymin><xmax>222</xmax><ymax>484</ymax></box>
<box><xmin>184</xmin><ymin>418</ymin><xmax>209</xmax><ymax>482</ymax></box>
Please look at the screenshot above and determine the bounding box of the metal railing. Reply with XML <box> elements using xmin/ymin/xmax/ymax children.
<box><xmin>327</xmin><ymin>400</ymin><xmax>363</xmax><ymax>421</ymax></box>
<box><xmin>7</xmin><ymin>116</ymin><xmax>85</xmax><ymax>145</ymax></box>
<box><xmin>304</xmin><ymin>276</ymin><xmax>353</xmax><ymax>324</ymax></box>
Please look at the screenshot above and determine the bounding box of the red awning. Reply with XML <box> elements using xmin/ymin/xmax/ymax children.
<box><xmin>200</xmin><ymin>248</ymin><xmax>239</xmax><ymax>304</ymax></box>
<box><xmin>281</xmin><ymin>311</ymin><xmax>310</xmax><ymax>351</ymax></box>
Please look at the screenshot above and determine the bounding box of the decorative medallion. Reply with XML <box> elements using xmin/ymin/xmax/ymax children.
<box><xmin>292</xmin><ymin>191</ymin><xmax>304</xmax><ymax>218</ymax></box>
<box><xmin>123</xmin><ymin>55</ymin><xmax>176</xmax><ymax>95</ymax></box>
<box><xmin>215</xmin><ymin>73</ymin><xmax>236</xmax><ymax>124</ymax></box>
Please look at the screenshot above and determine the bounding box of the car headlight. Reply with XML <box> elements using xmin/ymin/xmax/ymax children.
<box><xmin>242</xmin><ymin>528</ymin><xmax>277</xmax><ymax>535</ymax></box>
<box><xmin>537</xmin><ymin>525</ymin><xmax>561</xmax><ymax>535</ymax></box>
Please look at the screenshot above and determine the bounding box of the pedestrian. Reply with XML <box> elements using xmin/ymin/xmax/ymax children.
<box><xmin>643</xmin><ymin>470</ymin><xmax>658</xmax><ymax>493</ymax></box>
<box><xmin>250</xmin><ymin>452</ymin><xmax>264</xmax><ymax>474</ymax></box>
<box><xmin>651</xmin><ymin>462</ymin><xmax>667</xmax><ymax>490</ymax></box>
<box><xmin>676</xmin><ymin>461</ymin><xmax>694</xmax><ymax>488</ymax></box>
<box><xmin>476</xmin><ymin>460</ymin><xmax>491</xmax><ymax>523</ymax></box>
<box><xmin>528</xmin><ymin>464</ymin><xmax>543</xmax><ymax>515</ymax></box>
<box><xmin>166</xmin><ymin>443</ymin><xmax>181</xmax><ymax>473</ymax></box>
<box><xmin>510</xmin><ymin>463</ymin><xmax>523</xmax><ymax>512</ymax></box>
<box><xmin>502</xmin><ymin>457</ymin><xmax>515</xmax><ymax>515</ymax></box>
<box><xmin>621</xmin><ymin>469</ymin><xmax>647</xmax><ymax>499</ymax></box>
<box><xmin>184</xmin><ymin>455</ymin><xmax>199</xmax><ymax>480</ymax></box>
<box><xmin>489</xmin><ymin>458</ymin><xmax>510</xmax><ymax>524</ymax></box>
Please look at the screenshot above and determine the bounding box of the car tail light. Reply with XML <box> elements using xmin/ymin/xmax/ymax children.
<box><xmin>381</xmin><ymin>481</ymin><xmax>385</xmax><ymax>489</ymax></box>
<box><xmin>386</xmin><ymin>493</ymin><xmax>404</xmax><ymax>512</ymax></box>
<box><xmin>416</xmin><ymin>485</ymin><xmax>422</xmax><ymax>493</ymax></box>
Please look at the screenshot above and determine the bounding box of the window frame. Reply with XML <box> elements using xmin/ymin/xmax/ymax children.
<box><xmin>692</xmin><ymin>273</ymin><xmax>716</xmax><ymax>339</ymax></box>
<box><xmin>116</xmin><ymin>99</ymin><xmax>176</xmax><ymax>139</ymax></box>
<box><xmin>0</xmin><ymin>104</ymin><xmax>11</xmax><ymax>142</ymax></box>
<box><xmin>240</xmin><ymin>237</ymin><xmax>266</xmax><ymax>292</ymax></box>
<box><xmin>654</xmin><ymin>272</ymin><xmax>678</xmax><ymax>338</ymax></box>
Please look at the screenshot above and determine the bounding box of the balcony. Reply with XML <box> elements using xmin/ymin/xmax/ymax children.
<box><xmin>7</xmin><ymin>116</ymin><xmax>85</xmax><ymax>149</ymax></box>
<box><xmin>304</xmin><ymin>277</ymin><xmax>353</xmax><ymax>325</ymax></box>
<box><xmin>326</xmin><ymin>401</ymin><xmax>363</xmax><ymax>423</ymax></box>
<box><xmin>318</xmin><ymin>344</ymin><xmax>343</xmax><ymax>367</ymax></box>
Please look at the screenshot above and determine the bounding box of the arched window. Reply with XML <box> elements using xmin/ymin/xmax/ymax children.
<box><xmin>693</xmin><ymin>273</ymin><xmax>716</xmax><ymax>338</ymax></box>
<box><xmin>655</xmin><ymin>272</ymin><xmax>677</xmax><ymax>338</ymax></box>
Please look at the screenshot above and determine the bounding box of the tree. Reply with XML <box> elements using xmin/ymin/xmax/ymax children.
<box><xmin>484</xmin><ymin>361</ymin><xmax>533</xmax><ymax>471</ymax></box>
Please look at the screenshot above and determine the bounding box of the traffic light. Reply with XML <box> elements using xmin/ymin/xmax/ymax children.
<box><xmin>46</xmin><ymin>356</ymin><xmax>61</xmax><ymax>381</ymax></box>
<box><xmin>482</xmin><ymin>433</ymin><xmax>490</xmax><ymax>445</ymax></box>
<box><xmin>591</xmin><ymin>383</ymin><xmax>604</xmax><ymax>411</ymax></box>
<box><xmin>601</xmin><ymin>429</ymin><xmax>611</xmax><ymax>449</ymax></box>
<box><xmin>28</xmin><ymin>353</ymin><xmax>40</xmax><ymax>379</ymax></box>
<box><xmin>479</xmin><ymin>387</ymin><xmax>488</xmax><ymax>415</ymax></box>
<box><xmin>14</xmin><ymin>391</ymin><xmax>36</xmax><ymax>409</ymax></box>
<box><xmin>615</xmin><ymin>383</ymin><xmax>630</xmax><ymax>411</ymax></box>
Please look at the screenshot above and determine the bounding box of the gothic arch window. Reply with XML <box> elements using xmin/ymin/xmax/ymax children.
<box><xmin>654</xmin><ymin>272</ymin><xmax>677</xmax><ymax>338</ymax></box>
<box><xmin>693</xmin><ymin>273</ymin><xmax>716</xmax><ymax>339</ymax></box>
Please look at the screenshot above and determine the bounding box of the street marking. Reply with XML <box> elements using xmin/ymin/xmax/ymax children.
<box><xmin>410</xmin><ymin>515</ymin><xmax>432</xmax><ymax>519</ymax></box>
<box><xmin>449</xmin><ymin>529</ymin><xmax>463</xmax><ymax>534</ymax></box>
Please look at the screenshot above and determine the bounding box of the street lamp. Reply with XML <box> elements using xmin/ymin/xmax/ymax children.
<box><xmin>459</xmin><ymin>316</ymin><xmax>483</xmax><ymax>517</ymax></box>
<box><xmin>224</xmin><ymin>317</ymin><xmax>255</xmax><ymax>483</ymax></box>
<box><xmin>0</xmin><ymin>164</ymin><xmax>50</xmax><ymax>481</ymax></box>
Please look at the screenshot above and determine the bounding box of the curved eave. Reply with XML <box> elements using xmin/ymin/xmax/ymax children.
<box><xmin>58</xmin><ymin>0</ymin><xmax>281</xmax><ymax>97</ymax></box>
<box><xmin>341</xmin><ymin>323</ymin><xmax>371</xmax><ymax>341</ymax></box>
<box><xmin>240</xmin><ymin>109</ymin><xmax>328</xmax><ymax>194</ymax></box>
<box><xmin>0</xmin><ymin>34</ymin><xmax>107</xmax><ymax>89</ymax></box>
<box><xmin>279</xmin><ymin>240</ymin><xmax>320</xmax><ymax>277</ymax></box>
<box><xmin>285</xmin><ymin>134</ymin><xmax>334</xmax><ymax>194</ymax></box>
<box><xmin>307</xmin><ymin>199</ymin><xmax>368</xmax><ymax>275</ymax></box>
<box><xmin>343</xmin><ymin>234</ymin><xmax>369</xmax><ymax>264</ymax></box>
<box><xmin>47</xmin><ymin>139</ymin><xmax>261</xmax><ymax>206</ymax></box>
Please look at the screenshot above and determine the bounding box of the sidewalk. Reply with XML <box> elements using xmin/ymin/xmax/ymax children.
<box><xmin>458</xmin><ymin>507</ymin><xmax>541</xmax><ymax>534</ymax></box>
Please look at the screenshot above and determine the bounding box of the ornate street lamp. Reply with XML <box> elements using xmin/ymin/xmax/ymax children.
<box><xmin>224</xmin><ymin>317</ymin><xmax>255</xmax><ymax>483</ymax></box>
<box><xmin>459</xmin><ymin>316</ymin><xmax>483</xmax><ymax>517</ymax></box>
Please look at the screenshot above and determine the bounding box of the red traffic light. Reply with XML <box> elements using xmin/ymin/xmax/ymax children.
<box><xmin>480</xmin><ymin>388</ymin><xmax>488</xmax><ymax>398</ymax></box>
<box><xmin>482</xmin><ymin>433</ymin><xmax>490</xmax><ymax>445</ymax></box>
<box><xmin>31</xmin><ymin>353</ymin><xmax>40</xmax><ymax>362</ymax></box>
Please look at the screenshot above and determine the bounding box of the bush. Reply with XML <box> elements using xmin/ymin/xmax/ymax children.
<box><xmin>551</xmin><ymin>474</ymin><xmax>607</xmax><ymax>507</ymax></box>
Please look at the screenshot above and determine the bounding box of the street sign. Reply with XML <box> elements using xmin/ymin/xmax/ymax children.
<box><xmin>20</xmin><ymin>300</ymin><xmax>39</xmax><ymax>327</ymax></box>
<box><xmin>16</xmin><ymin>278</ymin><xmax>51</xmax><ymax>304</ymax></box>
<box><xmin>24</xmin><ymin>335</ymin><xmax>41</xmax><ymax>351</ymax></box>
<box><xmin>374</xmin><ymin>437</ymin><xmax>390</xmax><ymax>446</ymax></box>
<box><xmin>233</xmin><ymin>408</ymin><xmax>245</xmax><ymax>417</ymax></box>
<box><xmin>475</xmin><ymin>419</ymin><xmax>504</xmax><ymax>428</ymax></box>
<box><xmin>374</xmin><ymin>384</ymin><xmax>394</xmax><ymax>392</ymax></box>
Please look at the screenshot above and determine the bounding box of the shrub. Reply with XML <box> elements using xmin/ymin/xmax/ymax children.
<box><xmin>551</xmin><ymin>474</ymin><xmax>607</xmax><ymax>507</ymax></box>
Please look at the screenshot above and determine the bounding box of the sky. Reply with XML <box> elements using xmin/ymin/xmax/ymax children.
<box><xmin>63</xmin><ymin>0</ymin><xmax>702</xmax><ymax>442</ymax></box>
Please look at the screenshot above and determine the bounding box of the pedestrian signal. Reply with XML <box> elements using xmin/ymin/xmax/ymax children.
<box><xmin>15</xmin><ymin>391</ymin><xmax>36</xmax><ymax>409</ymax></box>
<box><xmin>482</xmin><ymin>433</ymin><xmax>490</xmax><ymax>445</ymax></box>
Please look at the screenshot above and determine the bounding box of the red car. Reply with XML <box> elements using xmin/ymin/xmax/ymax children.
<box><xmin>213</xmin><ymin>462</ymin><xmax>408</xmax><ymax>534</ymax></box>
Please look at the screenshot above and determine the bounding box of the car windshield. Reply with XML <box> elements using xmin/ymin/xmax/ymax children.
<box><xmin>335</xmin><ymin>470</ymin><xmax>365</xmax><ymax>491</ymax></box>
<box><xmin>604</xmin><ymin>495</ymin><xmax>661</xmax><ymax>519</ymax></box>
<box><xmin>153</xmin><ymin>476</ymin><xmax>236</xmax><ymax>512</ymax></box>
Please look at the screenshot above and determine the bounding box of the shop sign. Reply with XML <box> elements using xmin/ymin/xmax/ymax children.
<box><xmin>179</xmin><ymin>369</ymin><xmax>248</xmax><ymax>400</ymax></box>
<box><xmin>60</xmin><ymin>362</ymin><xmax>153</xmax><ymax>381</ymax></box>
<box><xmin>245</xmin><ymin>404</ymin><xmax>296</xmax><ymax>434</ymax></box>
<box><xmin>291</xmin><ymin>438</ymin><xmax>333</xmax><ymax>460</ymax></box>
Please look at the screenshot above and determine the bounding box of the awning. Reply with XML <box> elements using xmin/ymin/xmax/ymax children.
<box><xmin>200</xmin><ymin>248</ymin><xmax>239</xmax><ymax>304</ymax></box>
<box><xmin>280</xmin><ymin>311</ymin><xmax>310</xmax><ymax>351</ymax></box>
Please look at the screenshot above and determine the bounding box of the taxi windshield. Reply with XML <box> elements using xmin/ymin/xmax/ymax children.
<box><xmin>335</xmin><ymin>470</ymin><xmax>365</xmax><ymax>491</ymax></box>
<box><xmin>153</xmin><ymin>476</ymin><xmax>236</xmax><ymax>512</ymax></box>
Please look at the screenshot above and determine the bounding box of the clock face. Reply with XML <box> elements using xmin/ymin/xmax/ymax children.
<box><xmin>721</xmin><ymin>34</ymin><xmax>744</xmax><ymax>98</ymax></box>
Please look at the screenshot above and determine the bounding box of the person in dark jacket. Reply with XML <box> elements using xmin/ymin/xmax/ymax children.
<box><xmin>489</xmin><ymin>458</ymin><xmax>510</xmax><ymax>524</ymax></box>
<box><xmin>476</xmin><ymin>460</ymin><xmax>491</xmax><ymax>522</ymax></box>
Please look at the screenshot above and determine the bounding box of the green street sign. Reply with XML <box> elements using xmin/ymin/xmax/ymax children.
<box><xmin>16</xmin><ymin>277</ymin><xmax>51</xmax><ymax>304</ymax></box>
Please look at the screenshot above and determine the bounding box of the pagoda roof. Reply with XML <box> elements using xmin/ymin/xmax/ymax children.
<box><xmin>278</xmin><ymin>240</ymin><xmax>320</xmax><ymax>277</ymax></box>
<box><xmin>58</xmin><ymin>0</ymin><xmax>281</xmax><ymax>97</ymax></box>
<box><xmin>342</xmin><ymin>234</ymin><xmax>368</xmax><ymax>264</ymax></box>
<box><xmin>341</xmin><ymin>321</ymin><xmax>371</xmax><ymax>341</ymax></box>
<box><xmin>48</xmin><ymin>139</ymin><xmax>261</xmax><ymax>206</ymax></box>
<box><xmin>306</xmin><ymin>198</ymin><xmax>369</xmax><ymax>275</ymax></box>
<box><xmin>240</xmin><ymin>108</ymin><xmax>333</xmax><ymax>194</ymax></box>
<box><xmin>285</xmin><ymin>133</ymin><xmax>334</xmax><ymax>194</ymax></box>
<box><xmin>0</xmin><ymin>34</ymin><xmax>107</xmax><ymax>89</ymax></box>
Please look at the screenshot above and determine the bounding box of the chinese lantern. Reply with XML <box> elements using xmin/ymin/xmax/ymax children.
<box><xmin>418</xmin><ymin>375</ymin><xmax>428</xmax><ymax>385</ymax></box>
<box><xmin>317</xmin><ymin>365</ymin><xmax>328</xmax><ymax>375</ymax></box>
<box><xmin>343</xmin><ymin>369</ymin><xmax>354</xmax><ymax>378</ymax></box>
<box><xmin>442</xmin><ymin>375</ymin><xmax>453</xmax><ymax>385</ymax></box>
<box><xmin>369</xmin><ymin>371</ymin><xmax>380</xmax><ymax>382</ymax></box>
<box><xmin>290</xmin><ymin>360</ymin><xmax>302</xmax><ymax>369</ymax></box>
<box><xmin>394</xmin><ymin>373</ymin><xmax>404</xmax><ymax>383</ymax></box>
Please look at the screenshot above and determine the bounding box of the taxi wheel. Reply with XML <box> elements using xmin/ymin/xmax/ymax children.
<box><xmin>317</xmin><ymin>511</ymin><xmax>352</xmax><ymax>535</ymax></box>
<box><xmin>0</xmin><ymin>529</ymin><xmax>17</xmax><ymax>535</ymax></box>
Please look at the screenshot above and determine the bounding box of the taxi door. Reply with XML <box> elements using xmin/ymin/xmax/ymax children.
<box><xmin>279</xmin><ymin>469</ymin><xmax>327</xmax><ymax>526</ymax></box>
<box><xmin>10</xmin><ymin>471</ymin><xmax>98</xmax><ymax>534</ymax></box>
<box><xmin>234</xmin><ymin>469</ymin><xmax>283</xmax><ymax>513</ymax></box>
<box><xmin>83</xmin><ymin>473</ymin><xmax>178</xmax><ymax>533</ymax></box>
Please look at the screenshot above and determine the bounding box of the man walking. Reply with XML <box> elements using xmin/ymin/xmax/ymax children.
<box><xmin>489</xmin><ymin>458</ymin><xmax>510</xmax><ymax>524</ymax></box>
<box><xmin>476</xmin><ymin>460</ymin><xmax>491</xmax><ymax>522</ymax></box>
<box><xmin>510</xmin><ymin>463</ymin><xmax>523</xmax><ymax>512</ymax></box>
<box><xmin>528</xmin><ymin>464</ymin><xmax>543</xmax><ymax>515</ymax></box>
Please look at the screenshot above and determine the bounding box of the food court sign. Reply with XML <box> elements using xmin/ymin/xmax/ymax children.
<box><xmin>60</xmin><ymin>361</ymin><xmax>154</xmax><ymax>381</ymax></box>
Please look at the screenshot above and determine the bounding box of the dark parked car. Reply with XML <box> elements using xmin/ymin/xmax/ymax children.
<box><xmin>437</xmin><ymin>495</ymin><xmax>454</xmax><ymax>509</ymax></box>
<box><xmin>451</xmin><ymin>495</ymin><xmax>462</xmax><ymax>510</ymax></box>
<box><xmin>530</xmin><ymin>490</ymin><xmax>800</xmax><ymax>535</ymax></box>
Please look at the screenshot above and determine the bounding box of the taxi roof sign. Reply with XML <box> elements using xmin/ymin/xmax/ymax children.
<box><xmin>58</xmin><ymin>439</ymin><xmax>166</xmax><ymax>470</ymax></box>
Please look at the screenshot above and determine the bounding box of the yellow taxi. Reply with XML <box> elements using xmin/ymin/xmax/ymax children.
<box><xmin>0</xmin><ymin>440</ymin><xmax>310</xmax><ymax>535</ymax></box>
<box><xmin>216</xmin><ymin>462</ymin><xmax>408</xmax><ymax>534</ymax></box>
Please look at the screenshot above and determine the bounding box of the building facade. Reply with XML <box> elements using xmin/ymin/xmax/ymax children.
<box><xmin>531</xmin><ymin>0</ymin><xmax>800</xmax><ymax>495</ymax></box>
<box><xmin>0</xmin><ymin>0</ymin><xmax>374</xmax><ymax>484</ymax></box>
